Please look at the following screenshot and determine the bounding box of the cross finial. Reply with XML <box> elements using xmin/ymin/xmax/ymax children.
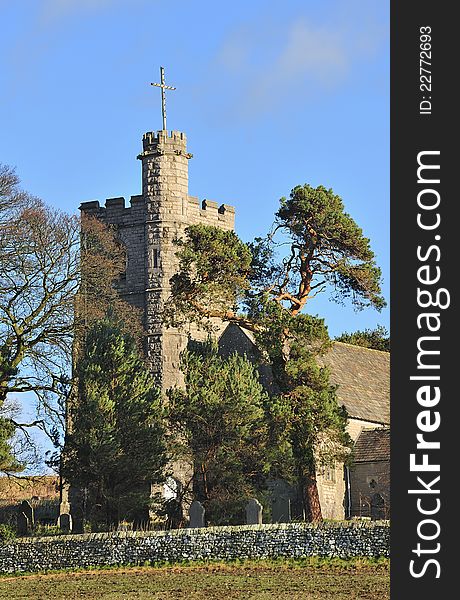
<box><xmin>151</xmin><ymin>66</ymin><xmax>176</xmax><ymax>131</ymax></box>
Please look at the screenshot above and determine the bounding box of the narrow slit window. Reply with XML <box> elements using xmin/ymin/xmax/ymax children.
<box><xmin>153</xmin><ymin>249</ymin><xmax>159</xmax><ymax>268</ymax></box>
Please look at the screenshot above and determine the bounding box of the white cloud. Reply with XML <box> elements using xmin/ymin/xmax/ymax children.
<box><xmin>212</xmin><ymin>9</ymin><xmax>387</xmax><ymax>117</ymax></box>
<box><xmin>244</xmin><ymin>19</ymin><xmax>348</xmax><ymax>112</ymax></box>
<box><xmin>277</xmin><ymin>20</ymin><xmax>348</xmax><ymax>82</ymax></box>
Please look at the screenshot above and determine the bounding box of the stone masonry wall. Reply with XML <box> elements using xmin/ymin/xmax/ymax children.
<box><xmin>139</xmin><ymin>130</ymin><xmax>190</xmax><ymax>390</ymax></box>
<box><xmin>80</xmin><ymin>130</ymin><xmax>235</xmax><ymax>392</ymax></box>
<box><xmin>79</xmin><ymin>195</ymin><xmax>148</xmax><ymax>313</ymax></box>
<box><xmin>0</xmin><ymin>522</ymin><xmax>389</xmax><ymax>574</ymax></box>
<box><xmin>349</xmin><ymin>462</ymin><xmax>390</xmax><ymax>518</ymax></box>
<box><xmin>78</xmin><ymin>130</ymin><xmax>236</xmax><ymax>504</ymax></box>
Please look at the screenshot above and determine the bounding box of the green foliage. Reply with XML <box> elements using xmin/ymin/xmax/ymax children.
<box><xmin>168</xmin><ymin>339</ymin><xmax>270</xmax><ymax>525</ymax></box>
<box><xmin>273</xmin><ymin>184</ymin><xmax>386</xmax><ymax>311</ymax></box>
<box><xmin>336</xmin><ymin>326</ymin><xmax>390</xmax><ymax>352</ymax></box>
<box><xmin>62</xmin><ymin>315</ymin><xmax>167</xmax><ymax>528</ymax></box>
<box><xmin>0</xmin><ymin>349</ymin><xmax>23</xmax><ymax>474</ymax></box>
<box><xmin>0</xmin><ymin>417</ymin><xmax>23</xmax><ymax>473</ymax></box>
<box><xmin>165</xmin><ymin>225</ymin><xmax>252</xmax><ymax>331</ymax></box>
<box><xmin>0</xmin><ymin>523</ymin><xmax>16</xmax><ymax>544</ymax></box>
<box><xmin>0</xmin><ymin>348</ymin><xmax>17</xmax><ymax>398</ymax></box>
<box><xmin>168</xmin><ymin>184</ymin><xmax>386</xmax><ymax>327</ymax></box>
<box><xmin>165</xmin><ymin>182</ymin><xmax>386</xmax><ymax>521</ymax></box>
<box><xmin>254</xmin><ymin>304</ymin><xmax>352</xmax><ymax>518</ymax></box>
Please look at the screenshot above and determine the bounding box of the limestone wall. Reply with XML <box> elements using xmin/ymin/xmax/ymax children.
<box><xmin>316</xmin><ymin>419</ymin><xmax>388</xmax><ymax>520</ymax></box>
<box><xmin>79</xmin><ymin>196</ymin><xmax>148</xmax><ymax>312</ymax></box>
<box><xmin>0</xmin><ymin>522</ymin><xmax>389</xmax><ymax>574</ymax></box>
<box><xmin>80</xmin><ymin>130</ymin><xmax>235</xmax><ymax>392</ymax></box>
<box><xmin>317</xmin><ymin>464</ymin><xmax>346</xmax><ymax>520</ymax></box>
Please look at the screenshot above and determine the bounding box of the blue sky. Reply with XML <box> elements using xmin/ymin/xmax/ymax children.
<box><xmin>1</xmin><ymin>0</ymin><xmax>389</xmax><ymax>337</ymax></box>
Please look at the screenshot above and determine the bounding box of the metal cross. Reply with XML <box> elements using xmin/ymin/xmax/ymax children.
<box><xmin>151</xmin><ymin>66</ymin><xmax>176</xmax><ymax>131</ymax></box>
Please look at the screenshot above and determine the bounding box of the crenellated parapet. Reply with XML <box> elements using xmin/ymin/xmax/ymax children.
<box><xmin>137</xmin><ymin>130</ymin><xmax>193</xmax><ymax>161</ymax></box>
<box><xmin>187</xmin><ymin>196</ymin><xmax>235</xmax><ymax>230</ymax></box>
<box><xmin>79</xmin><ymin>195</ymin><xmax>148</xmax><ymax>308</ymax></box>
<box><xmin>79</xmin><ymin>195</ymin><xmax>147</xmax><ymax>226</ymax></box>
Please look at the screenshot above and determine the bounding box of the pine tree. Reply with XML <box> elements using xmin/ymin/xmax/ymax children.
<box><xmin>165</xmin><ymin>183</ymin><xmax>384</xmax><ymax>521</ymax></box>
<box><xmin>336</xmin><ymin>325</ymin><xmax>390</xmax><ymax>352</ymax></box>
<box><xmin>62</xmin><ymin>315</ymin><xmax>167</xmax><ymax>528</ymax></box>
<box><xmin>0</xmin><ymin>417</ymin><xmax>22</xmax><ymax>473</ymax></box>
<box><xmin>255</xmin><ymin>306</ymin><xmax>351</xmax><ymax>521</ymax></box>
<box><xmin>168</xmin><ymin>339</ymin><xmax>270</xmax><ymax>525</ymax></box>
<box><xmin>0</xmin><ymin>349</ymin><xmax>23</xmax><ymax>474</ymax></box>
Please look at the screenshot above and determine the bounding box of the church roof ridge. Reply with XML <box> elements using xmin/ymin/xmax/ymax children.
<box><xmin>219</xmin><ymin>323</ymin><xmax>390</xmax><ymax>426</ymax></box>
<box><xmin>332</xmin><ymin>340</ymin><xmax>390</xmax><ymax>356</ymax></box>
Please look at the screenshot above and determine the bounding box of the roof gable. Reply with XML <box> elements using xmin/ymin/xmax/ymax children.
<box><xmin>354</xmin><ymin>428</ymin><xmax>390</xmax><ymax>462</ymax></box>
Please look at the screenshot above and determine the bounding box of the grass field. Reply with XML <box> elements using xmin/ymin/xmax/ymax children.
<box><xmin>0</xmin><ymin>559</ymin><xmax>389</xmax><ymax>599</ymax></box>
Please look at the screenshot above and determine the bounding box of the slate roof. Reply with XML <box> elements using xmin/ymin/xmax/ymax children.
<box><xmin>319</xmin><ymin>342</ymin><xmax>390</xmax><ymax>425</ymax></box>
<box><xmin>219</xmin><ymin>326</ymin><xmax>390</xmax><ymax>426</ymax></box>
<box><xmin>353</xmin><ymin>428</ymin><xmax>390</xmax><ymax>462</ymax></box>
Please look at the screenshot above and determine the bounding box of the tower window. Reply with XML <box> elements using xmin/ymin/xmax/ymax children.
<box><xmin>322</xmin><ymin>463</ymin><xmax>336</xmax><ymax>483</ymax></box>
<box><xmin>153</xmin><ymin>249</ymin><xmax>159</xmax><ymax>268</ymax></box>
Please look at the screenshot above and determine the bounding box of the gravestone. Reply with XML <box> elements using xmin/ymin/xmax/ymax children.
<box><xmin>371</xmin><ymin>493</ymin><xmax>386</xmax><ymax>520</ymax></box>
<box><xmin>17</xmin><ymin>511</ymin><xmax>29</xmax><ymax>535</ymax></box>
<box><xmin>58</xmin><ymin>513</ymin><xmax>72</xmax><ymax>531</ymax></box>
<box><xmin>20</xmin><ymin>500</ymin><xmax>34</xmax><ymax>526</ymax></box>
<box><xmin>246</xmin><ymin>498</ymin><xmax>263</xmax><ymax>525</ymax></box>
<box><xmin>188</xmin><ymin>500</ymin><xmax>205</xmax><ymax>528</ymax></box>
<box><xmin>165</xmin><ymin>498</ymin><xmax>184</xmax><ymax>530</ymax></box>
<box><xmin>272</xmin><ymin>496</ymin><xmax>291</xmax><ymax>523</ymax></box>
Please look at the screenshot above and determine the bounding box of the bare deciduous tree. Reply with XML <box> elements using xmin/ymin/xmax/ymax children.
<box><xmin>0</xmin><ymin>164</ymin><xmax>140</xmax><ymax>472</ymax></box>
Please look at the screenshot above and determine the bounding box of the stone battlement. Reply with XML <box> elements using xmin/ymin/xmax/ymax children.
<box><xmin>143</xmin><ymin>130</ymin><xmax>187</xmax><ymax>144</ymax></box>
<box><xmin>79</xmin><ymin>194</ymin><xmax>145</xmax><ymax>216</ymax></box>
<box><xmin>140</xmin><ymin>130</ymin><xmax>189</xmax><ymax>157</ymax></box>
<box><xmin>80</xmin><ymin>195</ymin><xmax>234</xmax><ymax>228</ymax></box>
<box><xmin>80</xmin><ymin>196</ymin><xmax>146</xmax><ymax>230</ymax></box>
<box><xmin>188</xmin><ymin>196</ymin><xmax>235</xmax><ymax>230</ymax></box>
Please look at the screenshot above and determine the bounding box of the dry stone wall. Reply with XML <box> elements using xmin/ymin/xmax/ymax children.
<box><xmin>0</xmin><ymin>522</ymin><xmax>389</xmax><ymax>574</ymax></box>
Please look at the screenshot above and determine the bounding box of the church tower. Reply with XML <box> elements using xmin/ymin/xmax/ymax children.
<box><xmin>79</xmin><ymin>73</ymin><xmax>235</xmax><ymax>393</ymax></box>
<box><xmin>138</xmin><ymin>129</ymin><xmax>193</xmax><ymax>390</ymax></box>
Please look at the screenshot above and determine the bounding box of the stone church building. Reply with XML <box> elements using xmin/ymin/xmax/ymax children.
<box><xmin>80</xmin><ymin>129</ymin><xmax>234</xmax><ymax>392</ymax></box>
<box><xmin>79</xmin><ymin>123</ymin><xmax>389</xmax><ymax>522</ymax></box>
<box><xmin>219</xmin><ymin>325</ymin><xmax>390</xmax><ymax>520</ymax></box>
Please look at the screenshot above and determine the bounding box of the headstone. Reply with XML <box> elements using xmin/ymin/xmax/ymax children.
<box><xmin>272</xmin><ymin>496</ymin><xmax>291</xmax><ymax>523</ymax></box>
<box><xmin>246</xmin><ymin>498</ymin><xmax>263</xmax><ymax>525</ymax></box>
<box><xmin>371</xmin><ymin>493</ymin><xmax>386</xmax><ymax>520</ymax></box>
<box><xmin>58</xmin><ymin>512</ymin><xmax>72</xmax><ymax>531</ymax></box>
<box><xmin>188</xmin><ymin>500</ymin><xmax>205</xmax><ymax>528</ymax></box>
<box><xmin>165</xmin><ymin>498</ymin><xmax>184</xmax><ymax>530</ymax></box>
<box><xmin>17</xmin><ymin>511</ymin><xmax>29</xmax><ymax>535</ymax></box>
<box><xmin>20</xmin><ymin>500</ymin><xmax>34</xmax><ymax>526</ymax></box>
